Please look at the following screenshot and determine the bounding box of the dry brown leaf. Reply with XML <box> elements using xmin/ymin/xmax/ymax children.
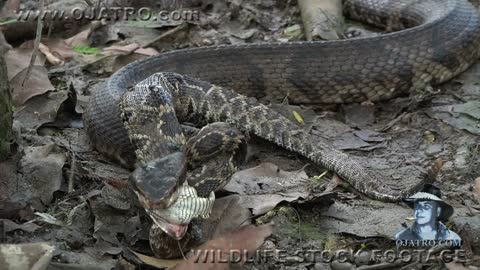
<box><xmin>0</xmin><ymin>201</ymin><xmax>27</xmax><ymax>219</ymax></box>
<box><xmin>319</xmin><ymin>201</ymin><xmax>411</xmax><ymax>238</ymax></box>
<box><xmin>41</xmin><ymin>39</ymin><xmax>80</xmax><ymax>61</ymax></box>
<box><xmin>5</xmin><ymin>48</ymin><xmax>45</xmax><ymax>80</ymax></box>
<box><xmin>130</xmin><ymin>250</ymin><xmax>183</xmax><ymax>269</ymax></box>
<box><xmin>80</xmin><ymin>43</ymin><xmax>157</xmax><ymax>74</ymax></box>
<box><xmin>323</xmin><ymin>173</ymin><xmax>341</xmax><ymax>193</ymax></box>
<box><xmin>0</xmin><ymin>219</ymin><xmax>41</xmax><ymax>233</ymax></box>
<box><xmin>171</xmin><ymin>224</ymin><xmax>274</xmax><ymax>270</ymax></box>
<box><xmin>19</xmin><ymin>144</ymin><xmax>67</xmax><ymax>206</ymax></box>
<box><xmin>103</xmin><ymin>43</ymin><xmax>159</xmax><ymax>56</ymax></box>
<box><xmin>206</xmin><ymin>195</ymin><xmax>251</xmax><ymax>239</ymax></box>
<box><xmin>103</xmin><ymin>43</ymin><xmax>140</xmax><ymax>55</ymax></box>
<box><xmin>445</xmin><ymin>262</ymin><xmax>470</xmax><ymax>270</ymax></box>
<box><xmin>5</xmin><ymin>46</ymin><xmax>54</xmax><ymax>106</ymax></box>
<box><xmin>224</xmin><ymin>163</ymin><xmax>310</xmax><ymax>215</ymax></box>
<box><xmin>10</xmin><ymin>66</ymin><xmax>55</xmax><ymax>106</ymax></box>
<box><xmin>134</xmin><ymin>47</ymin><xmax>160</xmax><ymax>56</ymax></box>
<box><xmin>64</xmin><ymin>23</ymin><xmax>100</xmax><ymax>47</ymax></box>
<box><xmin>13</xmin><ymin>91</ymin><xmax>69</xmax><ymax>130</ymax></box>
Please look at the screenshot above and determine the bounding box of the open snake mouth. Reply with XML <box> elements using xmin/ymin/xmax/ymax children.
<box><xmin>144</xmin><ymin>183</ymin><xmax>216</xmax><ymax>240</ymax></box>
<box><xmin>147</xmin><ymin>209</ymin><xmax>188</xmax><ymax>239</ymax></box>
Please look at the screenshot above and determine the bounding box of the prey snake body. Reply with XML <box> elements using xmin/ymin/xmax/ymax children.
<box><xmin>83</xmin><ymin>0</ymin><xmax>480</xmax><ymax>257</ymax></box>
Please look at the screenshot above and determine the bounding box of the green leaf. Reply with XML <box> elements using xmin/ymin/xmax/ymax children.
<box><xmin>72</xmin><ymin>45</ymin><xmax>101</xmax><ymax>55</ymax></box>
<box><xmin>292</xmin><ymin>110</ymin><xmax>305</xmax><ymax>124</ymax></box>
<box><xmin>0</xmin><ymin>19</ymin><xmax>17</xmax><ymax>26</ymax></box>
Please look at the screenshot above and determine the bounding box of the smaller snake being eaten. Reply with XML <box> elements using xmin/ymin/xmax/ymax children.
<box><xmin>83</xmin><ymin>0</ymin><xmax>480</xmax><ymax>258</ymax></box>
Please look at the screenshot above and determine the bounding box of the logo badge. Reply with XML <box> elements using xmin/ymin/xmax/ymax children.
<box><xmin>395</xmin><ymin>184</ymin><xmax>462</xmax><ymax>246</ymax></box>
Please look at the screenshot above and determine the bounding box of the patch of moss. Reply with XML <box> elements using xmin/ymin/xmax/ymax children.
<box><xmin>259</xmin><ymin>206</ymin><xmax>330</xmax><ymax>243</ymax></box>
<box><xmin>297</xmin><ymin>222</ymin><xmax>329</xmax><ymax>242</ymax></box>
<box><xmin>323</xmin><ymin>234</ymin><xmax>344</xmax><ymax>251</ymax></box>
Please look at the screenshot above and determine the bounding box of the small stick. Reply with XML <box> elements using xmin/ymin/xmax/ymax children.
<box><xmin>380</xmin><ymin>112</ymin><xmax>408</xmax><ymax>132</ymax></box>
<box><xmin>142</xmin><ymin>23</ymin><xmax>188</xmax><ymax>48</ymax></box>
<box><xmin>46</xmin><ymin>0</ymin><xmax>53</xmax><ymax>38</ymax></box>
<box><xmin>22</xmin><ymin>0</ymin><xmax>44</xmax><ymax>87</ymax></box>
<box><xmin>68</xmin><ymin>150</ymin><xmax>76</xmax><ymax>193</ymax></box>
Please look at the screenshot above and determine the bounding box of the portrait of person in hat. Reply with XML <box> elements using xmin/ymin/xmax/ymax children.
<box><xmin>395</xmin><ymin>184</ymin><xmax>461</xmax><ymax>241</ymax></box>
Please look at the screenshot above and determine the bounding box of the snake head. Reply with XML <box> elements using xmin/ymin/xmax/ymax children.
<box><xmin>130</xmin><ymin>152</ymin><xmax>188</xmax><ymax>209</ymax></box>
<box><xmin>129</xmin><ymin>152</ymin><xmax>187</xmax><ymax>239</ymax></box>
<box><xmin>129</xmin><ymin>151</ymin><xmax>215</xmax><ymax>240</ymax></box>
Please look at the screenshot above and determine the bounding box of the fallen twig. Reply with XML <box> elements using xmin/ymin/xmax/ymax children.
<box><xmin>38</xmin><ymin>43</ymin><xmax>64</xmax><ymax>65</ymax></box>
<box><xmin>142</xmin><ymin>23</ymin><xmax>189</xmax><ymax>48</ymax></box>
<box><xmin>380</xmin><ymin>112</ymin><xmax>408</xmax><ymax>132</ymax></box>
<box><xmin>68</xmin><ymin>150</ymin><xmax>76</xmax><ymax>193</ymax></box>
<box><xmin>22</xmin><ymin>0</ymin><xmax>44</xmax><ymax>87</ymax></box>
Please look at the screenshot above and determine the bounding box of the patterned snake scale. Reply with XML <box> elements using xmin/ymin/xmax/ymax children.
<box><xmin>83</xmin><ymin>0</ymin><xmax>480</xmax><ymax>256</ymax></box>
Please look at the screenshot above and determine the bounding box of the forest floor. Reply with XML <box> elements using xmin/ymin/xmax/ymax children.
<box><xmin>0</xmin><ymin>0</ymin><xmax>479</xmax><ymax>269</ymax></box>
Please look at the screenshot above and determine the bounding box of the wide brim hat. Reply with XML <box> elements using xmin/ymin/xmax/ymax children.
<box><xmin>403</xmin><ymin>191</ymin><xmax>454</xmax><ymax>222</ymax></box>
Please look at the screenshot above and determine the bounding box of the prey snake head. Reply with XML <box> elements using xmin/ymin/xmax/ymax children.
<box><xmin>129</xmin><ymin>151</ymin><xmax>215</xmax><ymax>239</ymax></box>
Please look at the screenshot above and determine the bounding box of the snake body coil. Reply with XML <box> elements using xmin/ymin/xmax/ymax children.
<box><xmin>84</xmin><ymin>0</ymin><xmax>480</xmax><ymax>219</ymax></box>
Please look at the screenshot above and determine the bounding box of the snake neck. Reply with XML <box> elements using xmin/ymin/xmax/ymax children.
<box><xmin>163</xmin><ymin>74</ymin><xmax>417</xmax><ymax>202</ymax></box>
<box><xmin>86</xmin><ymin>0</ymin><xmax>480</xmax><ymax>171</ymax></box>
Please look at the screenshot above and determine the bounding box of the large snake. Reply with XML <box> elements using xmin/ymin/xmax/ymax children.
<box><xmin>83</xmin><ymin>0</ymin><xmax>480</xmax><ymax>257</ymax></box>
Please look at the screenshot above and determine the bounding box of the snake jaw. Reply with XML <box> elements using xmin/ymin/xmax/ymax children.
<box><xmin>129</xmin><ymin>151</ymin><xmax>216</xmax><ymax>240</ymax></box>
<box><xmin>146</xmin><ymin>183</ymin><xmax>216</xmax><ymax>239</ymax></box>
<box><xmin>147</xmin><ymin>210</ymin><xmax>188</xmax><ymax>240</ymax></box>
<box><xmin>129</xmin><ymin>152</ymin><xmax>187</xmax><ymax>209</ymax></box>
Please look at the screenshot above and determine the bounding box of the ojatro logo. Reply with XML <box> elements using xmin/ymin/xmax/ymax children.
<box><xmin>394</xmin><ymin>184</ymin><xmax>462</xmax><ymax>247</ymax></box>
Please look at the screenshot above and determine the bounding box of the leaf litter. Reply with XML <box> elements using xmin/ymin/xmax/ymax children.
<box><xmin>225</xmin><ymin>162</ymin><xmax>326</xmax><ymax>215</ymax></box>
<box><xmin>5</xmin><ymin>46</ymin><xmax>54</xmax><ymax>106</ymax></box>
<box><xmin>1</xmin><ymin>0</ymin><xmax>480</xmax><ymax>269</ymax></box>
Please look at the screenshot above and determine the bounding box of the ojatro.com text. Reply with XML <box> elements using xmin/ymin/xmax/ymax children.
<box><xmin>15</xmin><ymin>7</ymin><xmax>199</xmax><ymax>22</ymax></box>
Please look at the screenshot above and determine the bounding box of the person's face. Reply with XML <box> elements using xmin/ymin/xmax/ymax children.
<box><xmin>414</xmin><ymin>201</ymin><xmax>440</xmax><ymax>225</ymax></box>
